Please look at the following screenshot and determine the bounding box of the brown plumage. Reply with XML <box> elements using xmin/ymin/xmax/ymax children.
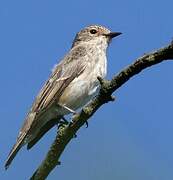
<box><xmin>5</xmin><ymin>25</ymin><xmax>121</xmax><ymax>169</ymax></box>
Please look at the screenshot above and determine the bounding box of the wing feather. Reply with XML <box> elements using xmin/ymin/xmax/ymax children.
<box><xmin>5</xmin><ymin>41</ymin><xmax>88</xmax><ymax>169</ymax></box>
<box><xmin>5</xmin><ymin>45</ymin><xmax>87</xmax><ymax>168</ymax></box>
<box><xmin>19</xmin><ymin>45</ymin><xmax>87</xmax><ymax>140</ymax></box>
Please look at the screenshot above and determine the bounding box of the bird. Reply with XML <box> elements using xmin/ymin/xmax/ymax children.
<box><xmin>5</xmin><ymin>25</ymin><xmax>121</xmax><ymax>169</ymax></box>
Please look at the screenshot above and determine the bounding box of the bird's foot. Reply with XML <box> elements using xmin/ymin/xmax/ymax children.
<box><xmin>58</xmin><ymin>117</ymin><xmax>69</xmax><ymax>129</ymax></box>
<box><xmin>85</xmin><ymin>121</ymin><xmax>88</xmax><ymax>128</ymax></box>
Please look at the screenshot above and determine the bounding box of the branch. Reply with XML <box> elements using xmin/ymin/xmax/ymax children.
<box><xmin>30</xmin><ymin>42</ymin><xmax>173</xmax><ymax>180</ymax></box>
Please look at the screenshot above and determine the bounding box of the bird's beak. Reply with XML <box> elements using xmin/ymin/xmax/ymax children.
<box><xmin>105</xmin><ymin>32</ymin><xmax>122</xmax><ymax>38</ymax></box>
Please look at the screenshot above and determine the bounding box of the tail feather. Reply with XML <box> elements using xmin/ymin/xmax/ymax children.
<box><xmin>5</xmin><ymin>134</ymin><xmax>26</xmax><ymax>169</ymax></box>
<box><xmin>27</xmin><ymin>117</ymin><xmax>61</xmax><ymax>149</ymax></box>
<box><xmin>5</xmin><ymin>115</ymin><xmax>62</xmax><ymax>168</ymax></box>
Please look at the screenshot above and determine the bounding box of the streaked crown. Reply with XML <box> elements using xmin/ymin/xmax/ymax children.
<box><xmin>72</xmin><ymin>25</ymin><xmax>111</xmax><ymax>47</ymax></box>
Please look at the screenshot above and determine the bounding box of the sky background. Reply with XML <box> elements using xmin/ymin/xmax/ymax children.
<box><xmin>0</xmin><ymin>0</ymin><xmax>173</xmax><ymax>179</ymax></box>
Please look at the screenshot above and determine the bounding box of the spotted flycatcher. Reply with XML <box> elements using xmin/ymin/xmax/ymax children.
<box><xmin>5</xmin><ymin>25</ymin><xmax>121</xmax><ymax>169</ymax></box>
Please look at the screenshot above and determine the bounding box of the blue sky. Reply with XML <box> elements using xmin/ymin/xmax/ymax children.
<box><xmin>0</xmin><ymin>0</ymin><xmax>173</xmax><ymax>179</ymax></box>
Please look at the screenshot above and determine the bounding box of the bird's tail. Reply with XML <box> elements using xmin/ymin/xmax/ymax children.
<box><xmin>27</xmin><ymin>117</ymin><xmax>62</xmax><ymax>149</ymax></box>
<box><xmin>5</xmin><ymin>134</ymin><xmax>26</xmax><ymax>170</ymax></box>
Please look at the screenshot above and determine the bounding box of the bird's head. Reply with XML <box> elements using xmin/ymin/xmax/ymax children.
<box><xmin>72</xmin><ymin>25</ymin><xmax>122</xmax><ymax>48</ymax></box>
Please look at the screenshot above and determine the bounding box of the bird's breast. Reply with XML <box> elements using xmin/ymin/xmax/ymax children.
<box><xmin>58</xmin><ymin>52</ymin><xmax>107</xmax><ymax>114</ymax></box>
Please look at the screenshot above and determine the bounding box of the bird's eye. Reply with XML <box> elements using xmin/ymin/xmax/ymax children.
<box><xmin>90</xmin><ymin>29</ymin><xmax>97</xmax><ymax>34</ymax></box>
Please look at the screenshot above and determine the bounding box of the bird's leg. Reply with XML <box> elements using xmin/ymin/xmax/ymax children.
<box><xmin>57</xmin><ymin>104</ymin><xmax>79</xmax><ymax>137</ymax></box>
<box><xmin>58</xmin><ymin>117</ymin><xmax>69</xmax><ymax>129</ymax></box>
<box><xmin>57</xmin><ymin>117</ymin><xmax>77</xmax><ymax>138</ymax></box>
<box><xmin>57</xmin><ymin>103</ymin><xmax>77</xmax><ymax>127</ymax></box>
<box><xmin>85</xmin><ymin>121</ymin><xmax>89</xmax><ymax>128</ymax></box>
<box><xmin>61</xmin><ymin>117</ymin><xmax>68</xmax><ymax>124</ymax></box>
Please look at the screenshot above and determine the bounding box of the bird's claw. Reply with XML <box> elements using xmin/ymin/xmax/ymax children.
<box><xmin>58</xmin><ymin>117</ymin><xmax>69</xmax><ymax>129</ymax></box>
<box><xmin>85</xmin><ymin>121</ymin><xmax>88</xmax><ymax>128</ymax></box>
<box><xmin>73</xmin><ymin>134</ymin><xmax>77</xmax><ymax>138</ymax></box>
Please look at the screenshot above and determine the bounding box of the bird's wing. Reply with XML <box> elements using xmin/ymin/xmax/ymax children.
<box><xmin>27</xmin><ymin>117</ymin><xmax>61</xmax><ymax>149</ymax></box>
<box><xmin>5</xmin><ymin>45</ymin><xmax>87</xmax><ymax>169</ymax></box>
<box><xmin>21</xmin><ymin>45</ymin><xmax>87</xmax><ymax>135</ymax></box>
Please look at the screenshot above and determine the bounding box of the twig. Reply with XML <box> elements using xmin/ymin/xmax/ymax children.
<box><xmin>30</xmin><ymin>42</ymin><xmax>173</xmax><ymax>180</ymax></box>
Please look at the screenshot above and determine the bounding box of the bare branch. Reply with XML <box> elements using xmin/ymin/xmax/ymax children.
<box><xmin>30</xmin><ymin>42</ymin><xmax>173</xmax><ymax>180</ymax></box>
